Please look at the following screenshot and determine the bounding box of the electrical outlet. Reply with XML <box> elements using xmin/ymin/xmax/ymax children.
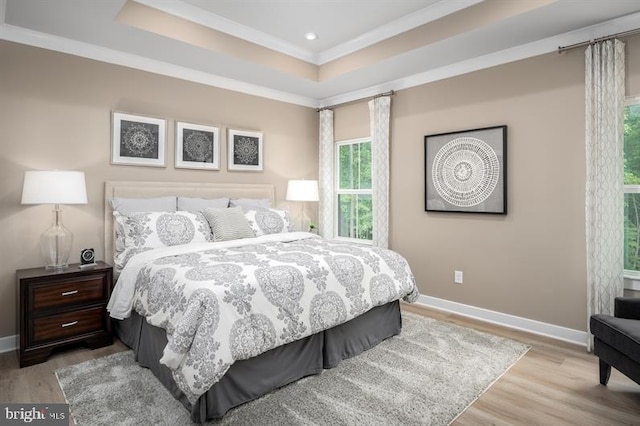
<box><xmin>454</xmin><ymin>270</ymin><xmax>463</xmax><ymax>284</ymax></box>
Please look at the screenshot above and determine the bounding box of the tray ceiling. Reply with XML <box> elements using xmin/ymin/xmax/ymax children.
<box><xmin>2</xmin><ymin>0</ymin><xmax>640</xmax><ymax>107</ymax></box>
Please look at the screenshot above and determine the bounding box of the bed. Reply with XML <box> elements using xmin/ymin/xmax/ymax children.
<box><xmin>104</xmin><ymin>181</ymin><xmax>418</xmax><ymax>423</ymax></box>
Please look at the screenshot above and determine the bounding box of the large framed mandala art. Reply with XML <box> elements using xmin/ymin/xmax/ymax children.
<box><xmin>425</xmin><ymin>125</ymin><xmax>507</xmax><ymax>214</ymax></box>
<box><xmin>111</xmin><ymin>112</ymin><xmax>166</xmax><ymax>167</ymax></box>
<box><xmin>228</xmin><ymin>129</ymin><xmax>263</xmax><ymax>172</ymax></box>
<box><xmin>175</xmin><ymin>121</ymin><xmax>220</xmax><ymax>170</ymax></box>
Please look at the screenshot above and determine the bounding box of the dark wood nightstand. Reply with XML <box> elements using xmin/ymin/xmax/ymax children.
<box><xmin>17</xmin><ymin>261</ymin><xmax>114</xmax><ymax>367</ymax></box>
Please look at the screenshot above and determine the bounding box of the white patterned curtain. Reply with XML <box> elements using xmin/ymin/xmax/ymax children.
<box><xmin>369</xmin><ymin>96</ymin><xmax>391</xmax><ymax>248</ymax></box>
<box><xmin>585</xmin><ymin>39</ymin><xmax>625</xmax><ymax>348</ymax></box>
<box><xmin>318</xmin><ymin>109</ymin><xmax>335</xmax><ymax>239</ymax></box>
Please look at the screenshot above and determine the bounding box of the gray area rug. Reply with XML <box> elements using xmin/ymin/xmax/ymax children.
<box><xmin>56</xmin><ymin>312</ymin><xmax>529</xmax><ymax>425</ymax></box>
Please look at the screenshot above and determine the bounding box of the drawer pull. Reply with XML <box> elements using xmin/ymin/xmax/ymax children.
<box><xmin>61</xmin><ymin>290</ymin><xmax>79</xmax><ymax>296</ymax></box>
<box><xmin>61</xmin><ymin>321</ymin><xmax>78</xmax><ymax>328</ymax></box>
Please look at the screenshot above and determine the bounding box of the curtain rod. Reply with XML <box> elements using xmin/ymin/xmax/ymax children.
<box><xmin>558</xmin><ymin>27</ymin><xmax>640</xmax><ymax>53</ymax></box>
<box><xmin>317</xmin><ymin>90</ymin><xmax>395</xmax><ymax>112</ymax></box>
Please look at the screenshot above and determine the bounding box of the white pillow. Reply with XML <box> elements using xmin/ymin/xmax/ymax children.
<box><xmin>202</xmin><ymin>207</ymin><xmax>255</xmax><ymax>242</ymax></box>
<box><xmin>110</xmin><ymin>197</ymin><xmax>177</xmax><ymax>214</ymax></box>
<box><xmin>177</xmin><ymin>197</ymin><xmax>229</xmax><ymax>211</ymax></box>
<box><xmin>229</xmin><ymin>198</ymin><xmax>271</xmax><ymax>211</ymax></box>
<box><xmin>244</xmin><ymin>208</ymin><xmax>293</xmax><ymax>236</ymax></box>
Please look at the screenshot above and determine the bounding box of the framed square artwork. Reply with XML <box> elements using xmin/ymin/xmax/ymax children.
<box><xmin>424</xmin><ymin>125</ymin><xmax>507</xmax><ymax>214</ymax></box>
<box><xmin>175</xmin><ymin>121</ymin><xmax>220</xmax><ymax>170</ymax></box>
<box><xmin>227</xmin><ymin>129</ymin><xmax>263</xmax><ymax>171</ymax></box>
<box><xmin>111</xmin><ymin>112</ymin><xmax>166</xmax><ymax>167</ymax></box>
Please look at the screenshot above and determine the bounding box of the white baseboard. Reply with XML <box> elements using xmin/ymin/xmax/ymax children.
<box><xmin>0</xmin><ymin>334</ymin><xmax>17</xmax><ymax>353</ymax></box>
<box><xmin>415</xmin><ymin>294</ymin><xmax>588</xmax><ymax>347</ymax></box>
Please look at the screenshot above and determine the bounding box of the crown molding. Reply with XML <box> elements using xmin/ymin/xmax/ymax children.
<box><xmin>317</xmin><ymin>0</ymin><xmax>483</xmax><ymax>65</ymax></box>
<box><xmin>318</xmin><ymin>84</ymin><xmax>396</xmax><ymax>110</ymax></box>
<box><xmin>0</xmin><ymin>23</ymin><xmax>318</xmax><ymax>108</ymax></box>
<box><xmin>319</xmin><ymin>10</ymin><xmax>640</xmax><ymax>108</ymax></box>
<box><xmin>2</xmin><ymin>9</ymin><xmax>639</xmax><ymax>111</ymax></box>
<box><xmin>134</xmin><ymin>0</ymin><xmax>318</xmax><ymax>64</ymax></box>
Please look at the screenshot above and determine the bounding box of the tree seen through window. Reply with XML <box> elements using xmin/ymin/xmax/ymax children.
<box><xmin>624</xmin><ymin>101</ymin><xmax>640</xmax><ymax>271</ymax></box>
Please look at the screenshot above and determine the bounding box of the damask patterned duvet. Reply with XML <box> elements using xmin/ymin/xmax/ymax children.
<box><xmin>107</xmin><ymin>232</ymin><xmax>418</xmax><ymax>402</ymax></box>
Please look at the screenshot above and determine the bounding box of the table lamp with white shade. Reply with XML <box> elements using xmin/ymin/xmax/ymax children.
<box><xmin>286</xmin><ymin>179</ymin><xmax>319</xmax><ymax>232</ymax></box>
<box><xmin>21</xmin><ymin>170</ymin><xmax>88</xmax><ymax>270</ymax></box>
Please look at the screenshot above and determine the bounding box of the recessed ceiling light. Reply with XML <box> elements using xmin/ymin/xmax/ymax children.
<box><xmin>304</xmin><ymin>32</ymin><xmax>318</xmax><ymax>41</ymax></box>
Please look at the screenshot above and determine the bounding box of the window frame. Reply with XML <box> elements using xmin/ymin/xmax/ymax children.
<box><xmin>623</xmin><ymin>95</ymin><xmax>640</xmax><ymax>288</ymax></box>
<box><xmin>334</xmin><ymin>137</ymin><xmax>373</xmax><ymax>244</ymax></box>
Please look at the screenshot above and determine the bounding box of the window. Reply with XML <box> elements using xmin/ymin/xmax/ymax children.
<box><xmin>335</xmin><ymin>138</ymin><xmax>372</xmax><ymax>241</ymax></box>
<box><xmin>624</xmin><ymin>97</ymin><xmax>640</xmax><ymax>276</ymax></box>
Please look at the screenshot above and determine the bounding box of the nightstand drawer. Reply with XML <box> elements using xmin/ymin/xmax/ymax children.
<box><xmin>31</xmin><ymin>307</ymin><xmax>105</xmax><ymax>344</ymax></box>
<box><xmin>32</xmin><ymin>277</ymin><xmax>105</xmax><ymax>311</ymax></box>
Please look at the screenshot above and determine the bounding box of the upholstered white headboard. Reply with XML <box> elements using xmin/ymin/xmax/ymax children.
<box><xmin>103</xmin><ymin>181</ymin><xmax>275</xmax><ymax>266</ymax></box>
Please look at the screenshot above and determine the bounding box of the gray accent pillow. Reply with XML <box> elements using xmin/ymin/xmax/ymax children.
<box><xmin>202</xmin><ymin>206</ymin><xmax>256</xmax><ymax>242</ymax></box>
<box><xmin>110</xmin><ymin>196</ymin><xmax>177</xmax><ymax>214</ymax></box>
<box><xmin>229</xmin><ymin>198</ymin><xmax>271</xmax><ymax>211</ymax></box>
<box><xmin>178</xmin><ymin>197</ymin><xmax>230</xmax><ymax>211</ymax></box>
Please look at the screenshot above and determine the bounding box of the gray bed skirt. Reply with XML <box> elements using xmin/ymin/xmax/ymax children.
<box><xmin>113</xmin><ymin>300</ymin><xmax>402</xmax><ymax>423</ymax></box>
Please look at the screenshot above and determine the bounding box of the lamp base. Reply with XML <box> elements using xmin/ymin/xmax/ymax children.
<box><xmin>45</xmin><ymin>264</ymin><xmax>69</xmax><ymax>271</ymax></box>
<box><xmin>40</xmin><ymin>206</ymin><xmax>73</xmax><ymax>270</ymax></box>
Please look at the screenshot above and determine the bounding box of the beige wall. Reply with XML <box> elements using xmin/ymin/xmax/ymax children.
<box><xmin>3</xmin><ymin>34</ymin><xmax>640</xmax><ymax>340</ymax></box>
<box><xmin>335</xmin><ymin>34</ymin><xmax>640</xmax><ymax>332</ymax></box>
<box><xmin>0</xmin><ymin>41</ymin><xmax>318</xmax><ymax>338</ymax></box>
<box><xmin>392</xmin><ymin>51</ymin><xmax>587</xmax><ymax>331</ymax></box>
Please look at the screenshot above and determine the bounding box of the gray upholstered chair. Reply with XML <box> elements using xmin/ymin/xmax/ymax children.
<box><xmin>590</xmin><ymin>297</ymin><xmax>640</xmax><ymax>386</ymax></box>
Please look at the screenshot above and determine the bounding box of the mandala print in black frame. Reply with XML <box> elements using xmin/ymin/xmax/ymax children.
<box><xmin>233</xmin><ymin>135</ymin><xmax>259</xmax><ymax>166</ymax></box>
<box><xmin>111</xmin><ymin>112</ymin><xmax>166</xmax><ymax>167</ymax></box>
<box><xmin>183</xmin><ymin>130</ymin><xmax>213</xmax><ymax>163</ymax></box>
<box><xmin>424</xmin><ymin>125</ymin><xmax>507</xmax><ymax>214</ymax></box>
<box><xmin>120</xmin><ymin>120</ymin><xmax>159</xmax><ymax>159</ymax></box>
<box><xmin>228</xmin><ymin>129</ymin><xmax>263</xmax><ymax>171</ymax></box>
<box><xmin>175</xmin><ymin>121</ymin><xmax>220</xmax><ymax>170</ymax></box>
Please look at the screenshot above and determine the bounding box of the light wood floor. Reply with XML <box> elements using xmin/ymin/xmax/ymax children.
<box><xmin>1</xmin><ymin>305</ymin><xmax>639</xmax><ymax>425</ymax></box>
<box><xmin>402</xmin><ymin>304</ymin><xmax>640</xmax><ymax>425</ymax></box>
